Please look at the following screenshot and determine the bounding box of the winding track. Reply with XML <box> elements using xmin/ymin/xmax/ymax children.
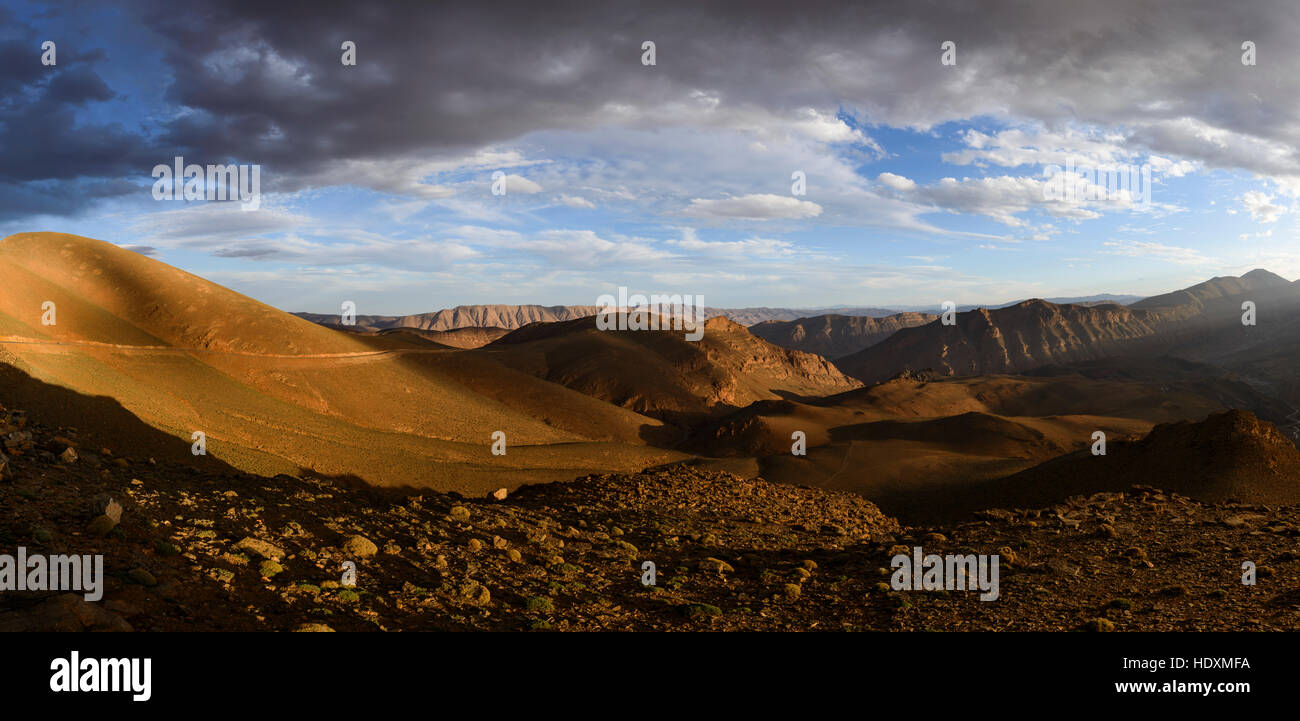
<box><xmin>0</xmin><ymin>335</ymin><xmax>451</xmax><ymax>360</ymax></box>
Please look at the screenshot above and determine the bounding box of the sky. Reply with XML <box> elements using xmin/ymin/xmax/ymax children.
<box><xmin>3</xmin><ymin>0</ymin><xmax>1300</xmax><ymax>315</ymax></box>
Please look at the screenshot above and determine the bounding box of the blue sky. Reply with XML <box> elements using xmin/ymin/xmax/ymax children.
<box><xmin>4</xmin><ymin>1</ymin><xmax>1299</xmax><ymax>314</ymax></box>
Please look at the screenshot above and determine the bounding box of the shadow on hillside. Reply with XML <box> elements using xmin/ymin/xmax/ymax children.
<box><xmin>0</xmin><ymin>362</ymin><xmax>238</xmax><ymax>473</ymax></box>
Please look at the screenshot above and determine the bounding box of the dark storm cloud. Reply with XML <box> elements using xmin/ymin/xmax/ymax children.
<box><xmin>129</xmin><ymin>0</ymin><xmax>1300</xmax><ymax>183</ymax></box>
<box><xmin>0</xmin><ymin>10</ymin><xmax>156</xmax><ymax>218</ymax></box>
<box><xmin>7</xmin><ymin>0</ymin><xmax>1300</xmax><ymax>221</ymax></box>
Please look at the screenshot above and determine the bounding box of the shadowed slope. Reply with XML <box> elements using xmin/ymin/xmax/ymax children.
<box><xmin>749</xmin><ymin>312</ymin><xmax>936</xmax><ymax>359</ymax></box>
<box><xmin>481</xmin><ymin>314</ymin><xmax>861</xmax><ymax>424</ymax></box>
<box><xmin>0</xmin><ymin>233</ymin><xmax>686</xmax><ymax>491</ymax></box>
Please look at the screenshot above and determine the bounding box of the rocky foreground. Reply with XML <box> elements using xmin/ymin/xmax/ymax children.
<box><xmin>3</xmin><ymin>403</ymin><xmax>1300</xmax><ymax>632</ymax></box>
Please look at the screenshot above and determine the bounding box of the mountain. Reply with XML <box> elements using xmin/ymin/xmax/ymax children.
<box><xmin>989</xmin><ymin>293</ymin><xmax>1145</xmax><ymax>308</ymax></box>
<box><xmin>749</xmin><ymin>312</ymin><xmax>936</xmax><ymax>358</ymax></box>
<box><xmin>708</xmin><ymin>306</ymin><xmax>901</xmax><ymax>325</ymax></box>
<box><xmin>480</xmin><ymin>314</ymin><xmax>862</xmax><ymax>424</ymax></box>
<box><xmin>834</xmin><ymin>299</ymin><xmax>1170</xmax><ymax>384</ymax></box>
<box><xmin>0</xmin><ymin>233</ymin><xmax>686</xmax><ymax>491</ymax></box>
<box><xmin>295</xmin><ymin>305</ymin><xmax>604</xmax><ymax>332</ymax></box>
<box><xmin>1130</xmin><ymin>269</ymin><xmax>1293</xmax><ymax>315</ymax></box>
<box><xmin>294</xmin><ymin>305</ymin><xmax>905</xmax><ymax>331</ymax></box>
<box><xmin>835</xmin><ymin>271</ymin><xmax>1300</xmax><ymax>385</ymax></box>
<box><xmin>886</xmin><ymin>294</ymin><xmax>1142</xmax><ymax>313</ymax></box>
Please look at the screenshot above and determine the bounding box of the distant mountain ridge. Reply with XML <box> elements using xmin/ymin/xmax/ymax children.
<box><xmin>749</xmin><ymin>312</ymin><xmax>937</xmax><ymax>359</ymax></box>
<box><xmin>835</xmin><ymin>270</ymin><xmax>1300</xmax><ymax>384</ymax></box>
<box><xmin>886</xmin><ymin>294</ymin><xmax>1143</xmax><ymax>313</ymax></box>
<box><xmin>295</xmin><ymin>297</ymin><xmax>1141</xmax><ymax>333</ymax></box>
<box><xmin>294</xmin><ymin>304</ymin><xmax>906</xmax><ymax>331</ymax></box>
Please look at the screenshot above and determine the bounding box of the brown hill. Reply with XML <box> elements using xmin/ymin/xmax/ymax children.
<box><xmin>0</xmin><ymin>233</ymin><xmax>686</xmax><ymax>491</ymax></box>
<box><xmin>362</xmin><ymin>326</ymin><xmax>508</xmax><ymax>349</ymax></box>
<box><xmin>986</xmin><ymin>409</ymin><xmax>1300</xmax><ymax>508</ymax></box>
<box><xmin>685</xmin><ymin>372</ymin><xmax>1231</xmax><ymax>523</ymax></box>
<box><xmin>481</xmin><ymin>314</ymin><xmax>862</xmax><ymax>424</ymax></box>
<box><xmin>749</xmin><ymin>312</ymin><xmax>936</xmax><ymax>359</ymax></box>
<box><xmin>0</xmin><ymin>232</ymin><xmax>370</xmax><ymax>355</ymax></box>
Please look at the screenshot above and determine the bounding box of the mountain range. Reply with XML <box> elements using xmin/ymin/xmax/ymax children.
<box><xmin>3</xmin><ymin>232</ymin><xmax>1299</xmax><ymax>525</ymax></box>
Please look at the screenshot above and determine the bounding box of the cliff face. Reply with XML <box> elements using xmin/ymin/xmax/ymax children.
<box><xmin>750</xmin><ymin>312</ymin><xmax>937</xmax><ymax>359</ymax></box>
<box><xmin>835</xmin><ymin>299</ymin><xmax>1172</xmax><ymax>383</ymax></box>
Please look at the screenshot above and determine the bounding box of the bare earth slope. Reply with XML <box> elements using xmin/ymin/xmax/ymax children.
<box><xmin>482</xmin><ymin>314</ymin><xmax>861</xmax><ymax>424</ymax></box>
<box><xmin>4</xmin><ymin>401</ymin><xmax>1299</xmax><ymax>632</ymax></box>
<box><xmin>835</xmin><ymin>300</ymin><xmax>1170</xmax><ymax>384</ymax></box>
<box><xmin>0</xmin><ymin>233</ymin><xmax>685</xmax><ymax>491</ymax></box>
<box><xmin>988</xmin><ymin>409</ymin><xmax>1300</xmax><ymax>507</ymax></box>
<box><xmin>749</xmin><ymin>312</ymin><xmax>936</xmax><ymax>359</ymax></box>
<box><xmin>684</xmin><ymin>372</ymin><xmax>1230</xmax><ymax>522</ymax></box>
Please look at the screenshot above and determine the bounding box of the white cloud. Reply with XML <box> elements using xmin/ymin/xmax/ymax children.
<box><xmin>558</xmin><ymin>194</ymin><xmax>595</xmax><ymax>209</ymax></box>
<box><xmin>876</xmin><ymin>172</ymin><xmax>916</xmax><ymax>191</ymax></box>
<box><xmin>685</xmin><ymin>193</ymin><xmax>822</xmax><ymax>220</ymax></box>
<box><xmin>1240</xmin><ymin>190</ymin><xmax>1287</xmax><ymax>223</ymax></box>
<box><xmin>130</xmin><ymin>201</ymin><xmax>311</xmax><ymax>243</ymax></box>
<box><xmin>667</xmin><ymin>230</ymin><xmax>798</xmax><ymax>258</ymax></box>
<box><xmin>502</xmin><ymin>174</ymin><xmax>543</xmax><ymax>194</ymax></box>
<box><xmin>1102</xmin><ymin>240</ymin><xmax>1216</xmax><ymax>266</ymax></box>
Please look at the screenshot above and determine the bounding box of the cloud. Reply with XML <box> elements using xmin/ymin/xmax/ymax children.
<box><xmin>1102</xmin><ymin>240</ymin><xmax>1217</xmax><ymax>266</ymax></box>
<box><xmin>14</xmin><ymin>0</ymin><xmax>1300</xmax><ymax>218</ymax></box>
<box><xmin>1240</xmin><ymin>190</ymin><xmax>1288</xmax><ymax>223</ymax></box>
<box><xmin>501</xmin><ymin>174</ymin><xmax>543</xmax><ymax>194</ymax></box>
<box><xmin>876</xmin><ymin>172</ymin><xmax>916</xmax><ymax>191</ymax></box>
<box><xmin>685</xmin><ymin>194</ymin><xmax>822</xmax><ymax>220</ymax></box>
<box><xmin>558</xmin><ymin>194</ymin><xmax>595</xmax><ymax>208</ymax></box>
<box><xmin>666</xmin><ymin>230</ymin><xmax>798</xmax><ymax>258</ymax></box>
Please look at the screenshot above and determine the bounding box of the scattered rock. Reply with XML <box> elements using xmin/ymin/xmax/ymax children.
<box><xmin>343</xmin><ymin>535</ymin><xmax>378</xmax><ymax>557</ymax></box>
<box><xmin>1046</xmin><ymin>558</ymin><xmax>1081</xmax><ymax>576</ymax></box>
<box><xmin>679</xmin><ymin>602</ymin><xmax>722</xmax><ymax>618</ymax></box>
<box><xmin>128</xmin><ymin>568</ymin><xmax>158</xmax><ymax>586</ymax></box>
<box><xmin>1081</xmin><ymin>618</ymin><xmax>1116</xmax><ymax>632</ymax></box>
<box><xmin>699</xmin><ymin>557</ymin><xmax>735</xmax><ymax>574</ymax></box>
<box><xmin>234</xmin><ymin>537</ymin><xmax>285</xmax><ymax>560</ymax></box>
<box><xmin>259</xmin><ymin>560</ymin><xmax>284</xmax><ymax>578</ymax></box>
